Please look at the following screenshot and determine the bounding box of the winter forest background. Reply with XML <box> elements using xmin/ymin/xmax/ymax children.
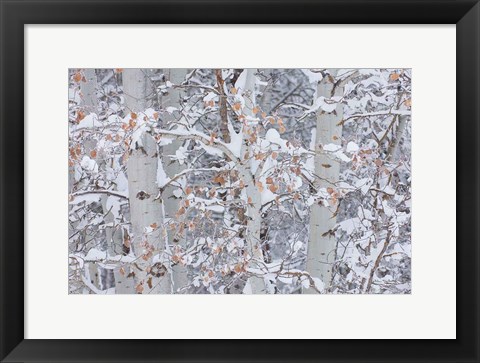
<box><xmin>68</xmin><ymin>68</ymin><xmax>411</xmax><ymax>294</ymax></box>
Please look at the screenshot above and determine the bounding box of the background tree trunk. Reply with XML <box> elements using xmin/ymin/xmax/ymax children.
<box><xmin>304</xmin><ymin>69</ymin><xmax>344</xmax><ymax>293</ymax></box>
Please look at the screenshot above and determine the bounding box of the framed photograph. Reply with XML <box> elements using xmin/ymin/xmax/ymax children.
<box><xmin>1</xmin><ymin>0</ymin><xmax>478</xmax><ymax>362</ymax></box>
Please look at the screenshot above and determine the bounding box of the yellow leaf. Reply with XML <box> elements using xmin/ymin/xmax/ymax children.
<box><xmin>230</xmin><ymin>87</ymin><xmax>237</xmax><ymax>95</ymax></box>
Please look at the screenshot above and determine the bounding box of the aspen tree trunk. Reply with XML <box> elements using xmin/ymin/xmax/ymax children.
<box><xmin>122</xmin><ymin>69</ymin><xmax>170</xmax><ymax>294</ymax></box>
<box><xmin>260</xmin><ymin>68</ymin><xmax>273</xmax><ymax>113</ymax></box>
<box><xmin>80</xmin><ymin>69</ymin><xmax>98</xmax><ymax>112</ymax></box>
<box><xmin>162</xmin><ymin>68</ymin><xmax>189</xmax><ymax>293</ymax></box>
<box><xmin>79</xmin><ymin>69</ymin><xmax>103</xmax><ymax>291</ymax></box>
<box><xmin>305</xmin><ymin>69</ymin><xmax>344</xmax><ymax>293</ymax></box>
<box><xmin>240</xmin><ymin>69</ymin><xmax>266</xmax><ymax>294</ymax></box>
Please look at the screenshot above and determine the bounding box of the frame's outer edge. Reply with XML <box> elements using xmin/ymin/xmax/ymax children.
<box><xmin>1</xmin><ymin>0</ymin><xmax>25</xmax><ymax>361</ymax></box>
<box><xmin>0</xmin><ymin>0</ymin><xmax>479</xmax><ymax>362</ymax></box>
<box><xmin>457</xmin><ymin>2</ymin><xmax>480</xmax><ymax>361</ymax></box>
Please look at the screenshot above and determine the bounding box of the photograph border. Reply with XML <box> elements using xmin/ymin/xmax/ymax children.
<box><xmin>1</xmin><ymin>1</ymin><xmax>479</xmax><ymax>362</ymax></box>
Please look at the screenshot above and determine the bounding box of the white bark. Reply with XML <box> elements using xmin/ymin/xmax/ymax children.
<box><xmin>122</xmin><ymin>69</ymin><xmax>170</xmax><ymax>294</ymax></box>
<box><xmin>240</xmin><ymin>69</ymin><xmax>266</xmax><ymax>294</ymax></box>
<box><xmin>162</xmin><ymin>68</ymin><xmax>189</xmax><ymax>293</ymax></box>
<box><xmin>79</xmin><ymin>69</ymin><xmax>98</xmax><ymax>112</ymax></box>
<box><xmin>305</xmin><ymin>69</ymin><xmax>344</xmax><ymax>293</ymax></box>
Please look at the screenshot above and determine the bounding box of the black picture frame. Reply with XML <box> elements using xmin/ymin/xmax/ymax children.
<box><xmin>1</xmin><ymin>0</ymin><xmax>478</xmax><ymax>362</ymax></box>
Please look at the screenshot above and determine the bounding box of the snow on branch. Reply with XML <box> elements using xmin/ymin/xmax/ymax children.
<box><xmin>156</xmin><ymin>128</ymin><xmax>239</xmax><ymax>162</ymax></box>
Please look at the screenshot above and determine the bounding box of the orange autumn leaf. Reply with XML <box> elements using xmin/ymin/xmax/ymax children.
<box><xmin>76</xmin><ymin>110</ymin><xmax>86</xmax><ymax>123</ymax></box>
<box><xmin>90</xmin><ymin>150</ymin><xmax>97</xmax><ymax>158</ymax></box>
<box><xmin>256</xmin><ymin>181</ymin><xmax>264</xmax><ymax>192</ymax></box>
<box><xmin>279</xmin><ymin>124</ymin><xmax>286</xmax><ymax>133</ymax></box>
<box><xmin>150</xmin><ymin>223</ymin><xmax>158</xmax><ymax>229</ymax></box>
<box><xmin>271</xmin><ymin>151</ymin><xmax>278</xmax><ymax>159</ymax></box>
<box><xmin>327</xmin><ymin>187</ymin><xmax>335</xmax><ymax>195</ymax></box>
<box><xmin>390</xmin><ymin>72</ymin><xmax>400</xmax><ymax>81</ymax></box>
<box><xmin>232</xmin><ymin>102</ymin><xmax>241</xmax><ymax>111</ymax></box>
<box><xmin>255</xmin><ymin>153</ymin><xmax>265</xmax><ymax>161</ymax></box>
<box><xmin>129</xmin><ymin>119</ymin><xmax>136</xmax><ymax>128</ymax></box>
<box><xmin>252</xmin><ymin>106</ymin><xmax>260</xmax><ymax>114</ymax></box>
<box><xmin>185</xmin><ymin>186</ymin><xmax>193</xmax><ymax>195</ymax></box>
<box><xmin>119</xmin><ymin>267</ymin><xmax>125</xmax><ymax>276</ymax></box>
<box><xmin>114</xmin><ymin>68</ymin><xmax>124</xmax><ymax>73</ymax></box>
<box><xmin>230</xmin><ymin>87</ymin><xmax>238</xmax><ymax>95</ymax></box>
<box><xmin>130</xmin><ymin>112</ymin><xmax>137</xmax><ymax>120</ymax></box>
<box><xmin>266</xmin><ymin>177</ymin><xmax>273</xmax><ymax>185</ymax></box>
<box><xmin>135</xmin><ymin>283</ymin><xmax>144</xmax><ymax>294</ymax></box>
<box><xmin>73</xmin><ymin>72</ymin><xmax>82</xmax><ymax>83</ymax></box>
<box><xmin>269</xmin><ymin>184</ymin><xmax>278</xmax><ymax>193</ymax></box>
<box><xmin>405</xmin><ymin>98</ymin><xmax>412</xmax><ymax>107</ymax></box>
<box><xmin>213</xmin><ymin>174</ymin><xmax>225</xmax><ymax>185</ymax></box>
